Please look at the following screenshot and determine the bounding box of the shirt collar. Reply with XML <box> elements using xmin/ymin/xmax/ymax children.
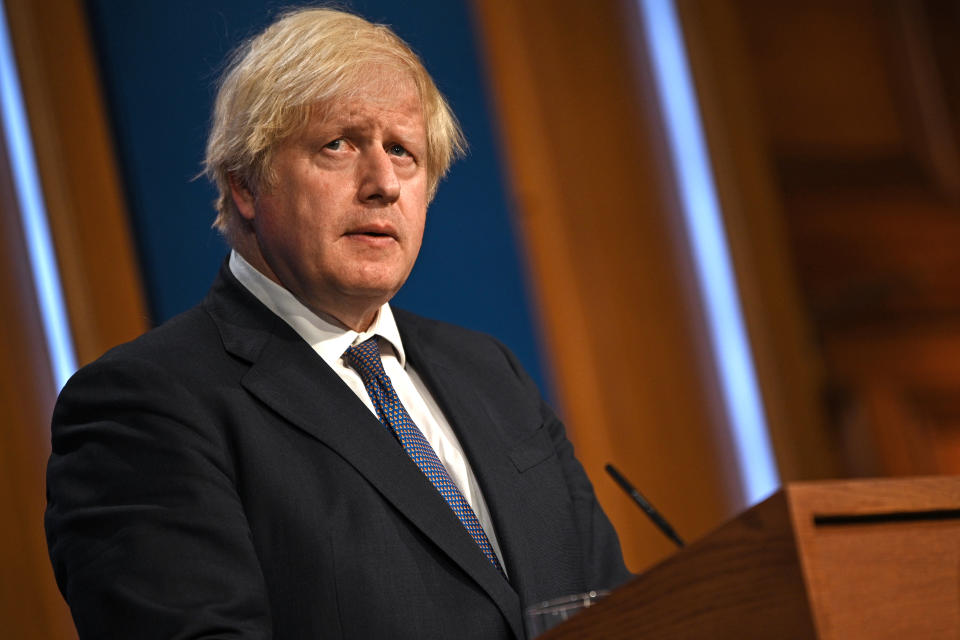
<box><xmin>229</xmin><ymin>250</ymin><xmax>406</xmax><ymax>368</ymax></box>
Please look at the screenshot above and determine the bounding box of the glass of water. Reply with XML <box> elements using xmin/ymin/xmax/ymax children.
<box><xmin>524</xmin><ymin>590</ymin><xmax>609</xmax><ymax>638</ymax></box>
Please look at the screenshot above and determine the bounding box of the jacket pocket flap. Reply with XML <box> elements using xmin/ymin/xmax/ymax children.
<box><xmin>508</xmin><ymin>425</ymin><xmax>554</xmax><ymax>472</ymax></box>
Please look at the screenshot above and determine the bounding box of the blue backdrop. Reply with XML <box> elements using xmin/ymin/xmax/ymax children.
<box><xmin>85</xmin><ymin>0</ymin><xmax>550</xmax><ymax>394</ymax></box>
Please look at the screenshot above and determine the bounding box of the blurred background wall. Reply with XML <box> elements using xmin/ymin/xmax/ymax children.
<box><xmin>2</xmin><ymin>0</ymin><xmax>959</xmax><ymax>636</ymax></box>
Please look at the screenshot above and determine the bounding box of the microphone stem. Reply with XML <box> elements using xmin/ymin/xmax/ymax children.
<box><xmin>605</xmin><ymin>463</ymin><xmax>685</xmax><ymax>548</ymax></box>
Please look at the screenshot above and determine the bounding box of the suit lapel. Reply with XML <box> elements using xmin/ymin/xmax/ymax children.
<box><xmin>400</xmin><ymin>320</ymin><xmax>537</xmax><ymax>633</ymax></box>
<box><xmin>205</xmin><ymin>268</ymin><xmax>524</xmax><ymax>639</ymax></box>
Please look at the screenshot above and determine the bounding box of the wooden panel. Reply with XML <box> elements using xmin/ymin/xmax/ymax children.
<box><xmin>677</xmin><ymin>0</ymin><xmax>841</xmax><ymax>482</ymax></box>
<box><xmin>789</xmin><ymin>188</ymin><xmax>960</xmax><ymax>324</ymax></box>
<box><xmin>874</xmin><ymin>1</ymin><xmax>960</xmax><ymax>199</ymax></box>
<box><xmin>808</xmin><ymin>521</ymin><xmax>960</xmax><ymax>638</ymax></box>
<box><xmin>5</xmin><ymin>0</ymin><xmax>148</xmax><ymax>365</ymax></box>
<box><xmin>542</xmin><ymin>491</ymin><xmax>816</xmax><ymax>639</ymax></box>
<box><xmin>788</xmin><ymin>477</ymin><xmax>960</xmax><ymax>639</ymax></box>
<box><xmin>471</xmin><ymin>0</ymin><xmax>745</xmax><ymax>572</ymax></box>
<box><xmin>724</xmin><ymin>0</ymin><xmax>960</xmax><ymax>478</ymax></box>
<box><xmin>737</xmin><ymin>0</ymin><xmax>905</xmax><ymax>157</ymax></box>
<box><xmin>0</xmin><ymin>109</ymin><xmax>76</xmax><ymax>639</ymax></box>
<box><xmin>824</xmin><ymin>327</ymin><xmax>960</xmax><ymax>476</ymax></box>
<box><xmin>543</xmin><ymin>477</ymin><xmax>960</xmax><ymax>639</ymax></box>
<box><xmin>0</xmin><ymin>0</ymin><xmax>149</xmax><ymax>636</ymax></box>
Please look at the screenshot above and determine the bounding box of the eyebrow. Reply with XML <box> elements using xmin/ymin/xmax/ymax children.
<box><xmin>309</xmin><ymin>119</ymin><xmax>425</xmax><ymax>148</ymax></box>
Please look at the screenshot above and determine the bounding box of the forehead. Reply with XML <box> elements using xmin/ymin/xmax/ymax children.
<box><xmin>312</xmin><ymin>68</ymin><xmax>423</xmax><ymax>124</ymax></box>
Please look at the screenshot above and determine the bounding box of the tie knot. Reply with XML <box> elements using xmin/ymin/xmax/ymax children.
<box><xmin>344</xmin><ymin>337</ymin><xmax>386</xmax><ymax>382</ymax></box>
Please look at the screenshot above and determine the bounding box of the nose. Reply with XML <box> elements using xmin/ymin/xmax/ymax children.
<box><xmin>357</xmin><ymin>147</ymin><xmax>401</xmax><ymax>205</ymax></box>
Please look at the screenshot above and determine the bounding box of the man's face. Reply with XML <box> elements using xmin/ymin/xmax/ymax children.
<box><xmin>232</xmin><ymin>77</ymin><xmax>428</xmax><ymax>329</ymax></box>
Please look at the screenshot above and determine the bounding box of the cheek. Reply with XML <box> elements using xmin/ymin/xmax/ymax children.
<box><xmin>261</xmin><ymin>194</ymin><xmax>332</xmax><ymax>240</ymax></box>
<box><xmin>407</xmin><ymin>214</ymin><xmax>426</xmax><ymax>254</ymax></box>
<box><xmin>255</xmin><ymin>203</ymin><xmax>323</xmax><ymax>266</ymax></box>
<box><xmin>404</xmin><ymin>186</ymin><xmax>428</xmax><ymax>245</ymax></box>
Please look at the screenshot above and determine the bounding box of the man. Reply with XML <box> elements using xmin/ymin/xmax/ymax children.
<box><xmin>45</xmin><ymin>8</ymin><xmax>630</xmax><ymax>639</ymax></box>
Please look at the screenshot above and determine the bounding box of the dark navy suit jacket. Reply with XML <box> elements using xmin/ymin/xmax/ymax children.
<box><xmin>45</xmin><ymin>263</ymin><xmax>630</xmax><ymax>639</ymax></box>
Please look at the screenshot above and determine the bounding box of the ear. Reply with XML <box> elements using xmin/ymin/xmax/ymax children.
<box><xmin>228</xmin><ymin>173</ymin><xmax>257</xmax><ymax>221</ymax></box>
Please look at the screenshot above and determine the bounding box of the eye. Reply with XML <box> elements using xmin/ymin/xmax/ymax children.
<box><xmin>324</xmin><ymin>138</ymin><xmax>344</xmax><ymax>151</ymax></box>
<box><xmin>387</xmin><ymin>143</ymin><xmax>410</xmax><ymax>157</ymax></box>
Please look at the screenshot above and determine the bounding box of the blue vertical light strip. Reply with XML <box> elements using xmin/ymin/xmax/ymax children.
<box><xmin>0</xmin><ymin>0</ymin><xmax>77</xmax><ymax>389</ymax></box>
<box><xmin>638</xmin><ymin>0</ymin><xmax>779</xmax><ymax>504</ymax></box>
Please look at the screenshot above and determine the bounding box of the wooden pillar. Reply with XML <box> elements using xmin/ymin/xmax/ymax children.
<box><xmin>676</xmin><ymin>0</ymin><xmax>843</xmax><ymax>483</ymax></box>
<box><xmin>0</xmin><ymin>0</ymin><xmax>148</xmax><ymax>635</ymax></box>
<box><xmin>5</xmin><ymin>0</ymin><xmax>147</xmax><ymax>366</ymax></box>
<box><xmin>0</xmin><ymin>114</ymin><xmax>76</xmax><ymax>640</ymax></box>
<box><xmin>471</xmin><ymin>0</ymin><xmax>745</xmax><ymax>571</ymax></box>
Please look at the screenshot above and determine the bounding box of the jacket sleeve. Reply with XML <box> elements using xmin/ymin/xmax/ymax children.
<box><xmin>45</xmin><ymin>355</ymin><xmax>273</xmax><ymax>639</ymax></box>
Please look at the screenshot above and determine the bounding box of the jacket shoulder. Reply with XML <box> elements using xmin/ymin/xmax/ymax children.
<box><xmin>85</xmin><ymin>303</ymin><xmax>222</xmax><ymax>374</ymax></box>
<box><xmin>391</xmin><ymin>307</ymin><xmax>507</xmax><ymax>352</ymax></box>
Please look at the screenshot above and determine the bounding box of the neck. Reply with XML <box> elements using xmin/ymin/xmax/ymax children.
<box><xmin>331</xmin><ymin>306</ymin><xmax>380</xmax><ymax>333</ymax></box>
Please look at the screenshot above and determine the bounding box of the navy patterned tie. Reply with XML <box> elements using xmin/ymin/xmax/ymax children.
<box><xmin>345</xmin><ymin>337</ymin><xmax>504</xmax><ymax>574</ymax></box>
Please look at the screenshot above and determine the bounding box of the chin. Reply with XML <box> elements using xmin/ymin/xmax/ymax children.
<box><xmin>338</xmin><ymin>279</ymin><xmax>404</xmax><ymax>304</ymax></box>
<box><xmin>339</xmin><ymin>267</ymin><xmax>411</xmax><ymax>299</ymax></box>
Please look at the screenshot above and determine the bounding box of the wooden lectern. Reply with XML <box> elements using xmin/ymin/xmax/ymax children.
<box><xmin>542</xmin><ymin>476</ymin><xmax>960</xmax><ymax>639</ymax></box>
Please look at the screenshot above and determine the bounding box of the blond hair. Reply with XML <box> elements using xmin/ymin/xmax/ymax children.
<box><xmin>204</xmin><ymin>7</ymin><xmax>465</xmax><ymax>243</ymax></box>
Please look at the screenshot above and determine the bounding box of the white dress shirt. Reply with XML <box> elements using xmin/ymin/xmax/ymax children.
<box><xmin>229</xmin><ymin>251</ymin><xmax>505</xmax><ymax>568</ymax></box>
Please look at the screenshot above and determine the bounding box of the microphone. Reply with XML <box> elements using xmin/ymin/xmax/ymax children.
<box><xmin>605</xmin><ymin>463</ymin><xmax>685</xmax><ymax>549</ymax></box>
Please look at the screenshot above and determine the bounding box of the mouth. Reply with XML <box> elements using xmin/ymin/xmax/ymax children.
<box><xmin>344</xmin><ymin>222</ymin><xmax>398</xmax><ymax>242</ymax></box>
